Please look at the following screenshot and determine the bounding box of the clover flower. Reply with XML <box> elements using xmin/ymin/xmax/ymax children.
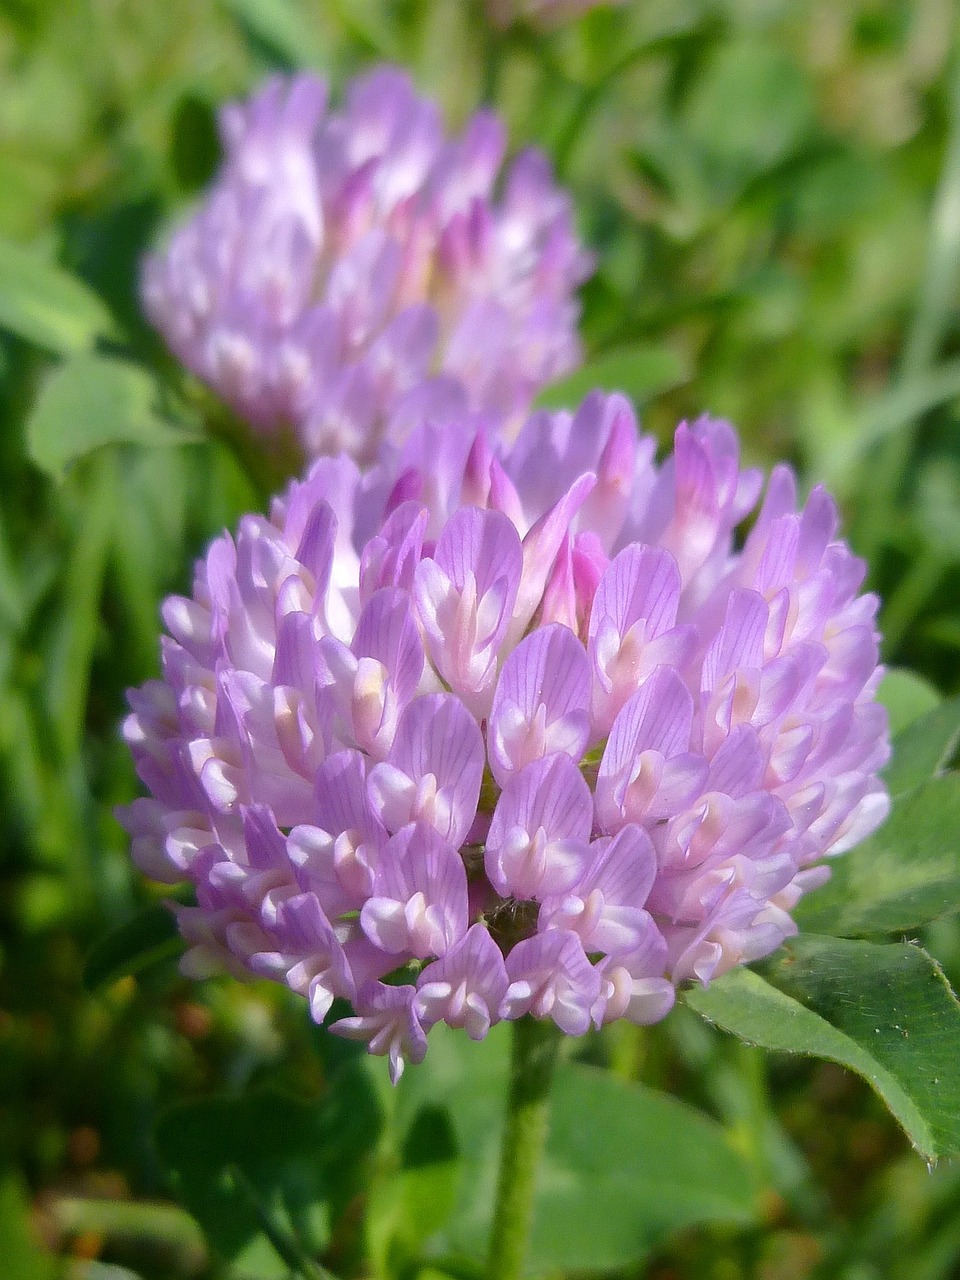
<box><xmin>120</xmin><ymin>393</ymin><xmax>890</xmax><ymax>1081</ymax></box>
<box><xmin>143</xmin><ymin>67</ymin><xmax>590</xmax><ymax>462</ymax></box>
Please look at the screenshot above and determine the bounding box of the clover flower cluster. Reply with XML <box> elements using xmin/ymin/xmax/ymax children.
<box><xmin>120</xmin><ymin>392</ymin><xmax>890</xmax><ymax>1081</ymax></box>
<box><xmin>143</xmin><ymin>67</ymin><xmax>590</xmax><ymax>462</ymax></box>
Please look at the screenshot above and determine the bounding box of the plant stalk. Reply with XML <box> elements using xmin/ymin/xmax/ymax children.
<box><xmin>487</xmin><ymin>1016</ymin><xmax>562</xmax><ymax>1280</ymax></box>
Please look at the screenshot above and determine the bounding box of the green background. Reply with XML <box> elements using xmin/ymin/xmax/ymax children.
<box><xmin>3</xmin><ymin>1</ymin><xmax>960</xmax><ymax>1277</ymax></box>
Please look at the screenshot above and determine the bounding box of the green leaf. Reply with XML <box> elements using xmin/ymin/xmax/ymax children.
<box><xmin>0</xmin><ymin>235</ymin><xmax>115</xmax><ymax>353</ymax></box>
<box><xmin>368</xmin><ymin>1103</ymin><xmax>461</xmax><ymax>1274</ymax></box>
<box><xmin>687</xmin><ymin>935</ymin><xmax>960</xmax><ymax>1161</ymax></box>
<box><xmin>220</xmin><ymin>0</ymin><xmax>325</xmax><ymax>68</ymax></box>
<box><xmin>884</xmin><ymin>694</ymin><xmax>960</xmax><ymax>798</ymax></box>
<box><xmin>83</xmin><ymin>901</ymin><xmax>186</xmax><ymax>991</ymax></box>
<box><xmin>111</xmin><ymin>446</ymin><xmax>193</xmax><ymax>674</ymax></box>
<box><xmin>0</xmin><ymin>1175</ymin><xmax>57</xmax><ymax>1280</ymax></box>
<box><xmin>396</xmin><ymin>1024</ymin><xmax>756</xmax><ymax>1269</ymax></box>
<box><xmin>171</xmin><ymin>91</ymin><xmax>221</xmax><ymax>192</ymax></box>
<box><xmin>155</xmin><ymin>1078</ymin><xmax>382</xmax><ymax>1276</ymax></box>
<box><xmin>26</xmin><ymin>353</ymin><xmax>198</xmax><ymax>479</ymax></box>
<box><xmin>682</xmin><ymin>36</ymin><xmax>813</xmax><ymax>177</ymax></box>
<box><xmin>534</xmin><ymin>344</ymin><xmax>688</xmax><ymax>410</ymax></box>
<box><xmin>830</xmin><ymin>358</ymin><xmax>960</xmax><ymax>477</ymax></box>
<box><xmin>42</xmin><ymin>450</ymin><xmax>117</xmax><ymax>756</ymax></box>
<box><xmin>529</xmin><ymin>1063</ymin><xmax>757</xmax><ymax>1270</ymax></box>
<box><xmin>391</xmin><ymin>1021</ymin><xmax>508</xmax><ymax>1260</ymax></box>
<box><xmin>0</xmin><ymin>514</ymin><xmax>25</xmax><ymax>632</ymax></box>
<box><xmin>794</xmin><ymin>774</ymin><xmax>960</xmax><ymax>937</ymax></box>
<box><xmin>156</xmin><ymin>1093</ymin><xmax>331</xmax><ymax>1278</ymax></box>
<box><xmin>878</xmin><ymin>668</ymin><xmax>942</xmax><ymax>737</ymax></box>
<box><xmin>900</xmin><ymin>58</ymin><xmax>960</xmax><ymax>378</ymax></box>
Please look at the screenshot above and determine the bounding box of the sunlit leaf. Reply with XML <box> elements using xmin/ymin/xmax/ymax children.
<box><xmin>883</xmin><ymin>694</ymin><xmax>960</xmax><ymax>798</ymax></box>
<box><xmin>368</xmin><ymin>1103</ymin><xmax>461</xmax><ymax>1273</ymax></box>
<box><xmin>529</xmin><ymin>1063</ymin><xmax>757</xmax><ymax>1269</ymax></box>
<box><xmin>687</xmin><ymin>936</ymin><xmax>960</xmax><ymax>1160</ymax></box>
<box><xmin>396</xmin><ymin>1023</ymin><xmax>756</xmax><ymax>1269</ymax></box>
<box><xmin>878</xmin><ymin>668</ymin><xmax>941</xmax><ymax>738</ymax></box>
<box><xmin>682</xmin><ymin>35</ymin><xmax>813</xmax><ymax>177</ymax></box>
<box><xmin>84</xmin><ymin>901</ymin><xmax>186</xmax><ymax>991</ymax></box>
<box><xmin>794</xmin><ymin>775</ymin><xmax>960</xmax><ymax>938</ymax></box>
<box><xmin>220</xmin><ymin>0</ymin><xmax>325</xmax><ymax>68</ymax></box>
<box><xmin>535</xmin><ymin>344</ymin><xmax>688</xmax><ymax>410</ymax></box>
<box><xmin>0</xmin><ymin>1175</ymin><xmax>57</xmax><ymax>1280</ymax></box>
<box><xmin>0</xmin><ymin>235</ymin><xmax>115</xmax><ymax>353</ymax></box>
<box><xmin>26</xmin><ymin>353</ymin><xmax>198</xmax><ymax>479</ymax></box>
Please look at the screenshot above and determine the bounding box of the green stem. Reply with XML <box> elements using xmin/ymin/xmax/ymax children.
<box><xmin>480</xmin><ymin>6</ymin><xmax>508</xmax><ymax>105</ymax></box>
<box><xmin>487</xmin><ymin>1017</ymin><xmax>562</xmax><ymax>1280</ymax></box>
<box><xmin>226</xmin><ymin>1165</ymin><xmax>332</xmax><ymax>1280</ymax></box>
<box><xmin>553</xmin><ymin>35</ymin><xmax>678</xmax><ymax>178</ymax></box>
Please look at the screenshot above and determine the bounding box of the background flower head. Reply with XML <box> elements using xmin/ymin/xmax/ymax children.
<box><xmin>143</xmin><ymin>66</ymin><xmax>591</xmax><ymax>463</ymax></box>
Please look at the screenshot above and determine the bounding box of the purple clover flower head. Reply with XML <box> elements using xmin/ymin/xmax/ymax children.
<box><xmin>143</xmin><ymin>67</ymin><xmax>590</xmax><ymax>464</ymax></box>
<box><xmin>120</xmin><ymin>390</ymin><xmax>890</xmax><ymax>1079</ymax></box>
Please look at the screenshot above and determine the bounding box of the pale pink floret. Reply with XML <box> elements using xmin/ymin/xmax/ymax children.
<box><xmin>367</xmin><ymin>693</ymin><xmax>484</xmax><ymax>846</ymax></box>
<box><xmin>317</xmin><ymin>587</ymin><xmax>423</xmax><ymax>758</ymax></box>
<box><xmin>332</xmin><ymin>981</ymin><xmax>427</xmax><ymax>1084</ymax></box>
<box><xmin>595</xmin><ymin>668</ymin><xmax>708</xmax><ymax>830</ymax></box>
<box><xmin>588</xmin><ymin>544</ymin><xmax>694</xmax><ymax>734</ymax></box>
<box><xmin>234</xmin><ymin>888</ymin><xmax>354</xmax><ymax>1022</ymax></box>
<box><xmin>501</xmin><ymin>931</ymin><xmax>602</xmax><ymax>1036</ymax></box>
<box><xmin>485</xmin><ymin>753</ymin><xmax>593</xmax><ymax>899</ymax></box>
<box><xmin>287</xmin><ymin>749</ymin><xmax>386</xmax><ymax>910</ymax></box>
<box><xmin>361</xmin><ymin>822</ymin><xmax>468</xmax><ymax>959</ymax></box>
<box><xmin>488</xmin><ymin>623</ymin><xmax>591</xmax><ymax>785</ymax></box>
<box><xmin>120</xmin><ymin>390</ymin><xmax>890</xmax><ymax>1078</ymax></box>
<box><xmin>414</xmin><ymin>507</ymin><xmax>522</xmax><ymax>713</ymax></box>
<box><xmin>417</xmin><ymin>923</ymin><xmax>509</xmax><ymax>1039</ymax></box>
<box><xmin>538</xmin><ymin>824</ymin><xmax>659</xmax><ymax>956</ymax></box>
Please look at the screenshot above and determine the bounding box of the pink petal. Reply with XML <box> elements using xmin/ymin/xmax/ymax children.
<box><xmin>485</xmin><ymin>753</ymin><xmax>593</xmax><ymax>898</ymax></box>
<box><xmin>367</xmin><ymin>693</ymin><xmax>483</xmax><ymax>846</ymax></box>
<box><xmin>361</xmin><ymin>823</ymin><xmax>468</xmax><ymax>958</ymax></box>
<box><xmin>488</xmin><ymin>623</ymin><xmax>591</xmax><ymax>785</ymax></box>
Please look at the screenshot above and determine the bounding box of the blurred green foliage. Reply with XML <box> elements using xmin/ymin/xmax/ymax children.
<box><xmin>2</xmin><ymin>1</ymin><xmax>960</xmax><ymax>1277</ymax></box>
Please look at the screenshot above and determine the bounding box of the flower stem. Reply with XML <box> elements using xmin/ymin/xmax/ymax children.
<box><xmin>487</xmin><ymin>1016</ymin><xmax>562</xmax><ymax>1280</ymax></box>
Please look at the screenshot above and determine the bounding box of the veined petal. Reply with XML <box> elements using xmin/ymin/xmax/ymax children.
<box><xmin>367</xmin><ymin>693</ymin><xmax>483</xmax><ymax>846</ymax></box>
<box><xmin>416</xmin><ymin>923</ymin><xmax>508</xmax><ymax>1038</ymax></box>
<box><xmin>501</xmin><ymin>930</ymin><xmax>601</xmax><ymax>1036</ymax></box>
<box><xmin>488</xmin><ymin>623</ymin><xmax>591</xmax><ymax>785</ymax></box>
<box><xmin>485</xmin><ymin>753</ymin><xmax>592</xmax><ymax>898</ymax></box>
<box><xmin>361</xmin><ymin>823</ymin><xmax>468</xmax><ymax>958</ymax></box>
<box><xmin>331</xmin><ymin>980</ymin><xmax>427</xmax><ymax>1084</ymax></box>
